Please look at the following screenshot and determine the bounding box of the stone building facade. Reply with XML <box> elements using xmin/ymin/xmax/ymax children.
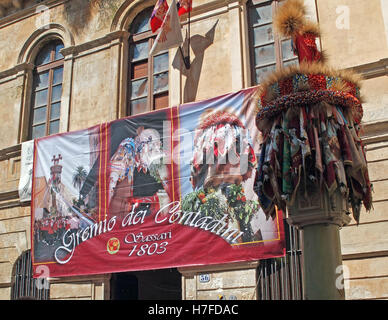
<box><xmin>0</xmin><ymin>0</ymin><xmax>387</xmax><ymax>300</ymax></box>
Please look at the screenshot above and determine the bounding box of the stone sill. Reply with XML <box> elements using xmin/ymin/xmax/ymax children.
<box><xmin>361</xmin><ymin>119</ymin><xmax>388</xmax><ymax>144</ymax></box>
<box><xmin>48</xmin><ymin>273</ymin><xmax>111</xmax><ymax>284</ymax></box>
<box><xmin>342</xmin><ymin>250</ymin><xmax>388</xmax><ymax>261</ymax></box>
<box><xmin>178</xmin><ymin>260</ymin><xmax>260</xmax><ymax>276</ymax></box>
<box><xmin>0</xmin><ymin>143</ymin><xmax>21</xmax><ymax>161</ymax></box>
<box><xmin>347</xmin><ymin>58</ymin><xmax>388</xmax><ymax>79</ymax></box>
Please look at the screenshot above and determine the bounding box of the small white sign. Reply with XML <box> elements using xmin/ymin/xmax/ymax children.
<box><xmin>199</xmin><ymin>274</ymin><xmax>210</xmax><ymax>283</ymax></box>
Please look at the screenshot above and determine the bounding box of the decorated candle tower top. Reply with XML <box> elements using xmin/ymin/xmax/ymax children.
<box><xmin>274</xmin><ymin>0</ymin><xmax>324</xmax><ymax>64</ymax></box>
<box><xmin>254</xmin><ymin>0</ymin><xmax>372</xmax><ymax>224</ymax></box>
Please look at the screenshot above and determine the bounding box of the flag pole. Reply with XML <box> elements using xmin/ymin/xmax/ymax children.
<box><xmin>186</xmin><ymin>8</ymin><xmax>190</xmax><ymax>68</ymax></box>
<box><xmin>179</xmin><ymin>4</ymin><xmax>190</xmax><ymax>69</ymax></box>
<box><xmin>179</xmin><ymin>46</ymin><xmax>190</xmax><ymax>69</ymax></box>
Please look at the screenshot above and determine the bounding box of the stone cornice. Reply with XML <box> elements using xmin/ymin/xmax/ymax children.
<box><xmin>180</xmin><ymin>0</ymin><xmax>245</xmax><ymax>25</ymax></box>
<box><xmin>0</xmin><ymin>62</ymin><xmax>33</xmax><ymax>81</ymax></box>
<box><xmin>361</xmin><ymin>119</ymin><xmax>388</xmax><ymax>146</ymax></box>
<box><xmin>48</xmin><ymin>273</ymin><xmax>111</xmax><ymax>284</ymax></box>
<box><xmin>178</xmin><ymin>260</ymin><xmax>259</xmax><ymax>276</ymax></box>
<box><xmin>60</xmin><ymin>30</ymin><xmax>130</xmax><ymax>58</ymax></box>
<box><xmin>342</xmin><ymin>250</ymin><xmax>388</xmax><ymax>261</ymax></box>
<box><xmin>347</xmin><ymin>58</ymin><xmax>388</xmax><ymax>80</ymax></box>
<box><xmin>0</xmin><ymin>191</ymin><xmax>21</xmax><ymax>206</ymax></box>
<box><xmin>0</xmin><ymin>143</ymin><xmax>21</xmax><ymax>161</ymax></box>
<box><xmin>0</xmin><ymin>0</ymin><xmax>68</xmax><ymax>28</ymax></box>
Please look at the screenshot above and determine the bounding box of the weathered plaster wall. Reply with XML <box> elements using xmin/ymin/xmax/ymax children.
<box><xmin>0</xmin><ymin>78</ymin><xmax>24</xmax><ymax>149</ymax></box>
<box><xmin>318</xmin><ymin>0</ymin><xmax>388</xmax><ymax>69</ymax></box>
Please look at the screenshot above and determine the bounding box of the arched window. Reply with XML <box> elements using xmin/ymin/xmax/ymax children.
<box><xmin>11</xmin><ymin>250</ymin><xmax>50</xmax><ymax>300</ymax></box>
<box><xmin>128</xmin><ymin>7</ymin><xmax>169</xmax><ymax>115</ymax></box>
<box><xmin>29</xmin><ymin>40</ymin><xmax>64</xmax><ymax>139</ymax></box>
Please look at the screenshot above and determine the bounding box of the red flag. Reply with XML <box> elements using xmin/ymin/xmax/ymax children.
<box><xmin>150</xmin><ymin>0</ymin><xmax>169</xmax><ymax>33</ymax></box>
<box><xmin>177</xmin><ymin>0</ymin><xmax>192</xmax><ymax>16</ymax></box>
<box><xmin>150</xmin><ymin>0</ymin><xmax>183</xmax><ymax>56</ymax></box>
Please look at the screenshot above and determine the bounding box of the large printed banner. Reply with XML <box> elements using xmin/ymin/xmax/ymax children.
<box><xmin>31</xmin><ymin>87</ymin><xmax>285</xmax><ymax>278</ymax></box>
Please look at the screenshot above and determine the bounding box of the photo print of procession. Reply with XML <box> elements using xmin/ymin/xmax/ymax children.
<box><xmin>31</xmin><ymin>87</ymin><xmax>285</xmax><ymax>278</ymax></box>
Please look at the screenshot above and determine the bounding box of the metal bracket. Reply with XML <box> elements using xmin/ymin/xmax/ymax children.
<box><xmin>179</xmin><ymin>46</ymin><xmax>190</xmax><ymax>69</ymax></box>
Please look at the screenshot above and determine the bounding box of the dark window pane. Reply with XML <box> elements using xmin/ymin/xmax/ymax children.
<box><xmin>153</xmin><ymin>53</ymin><xmax>169</xmax><ymax>74</ymax></box>
<box><xmin>154</xmin><ymin>92</ymin><xmax>169</xmax><ymax>110</ymax></box>
<box><xmin>32</xmin><ymin>124</ymin><xmax>46</xmax><ymax>139</ymax></box>
<box><xmin>282</xmin><ymin>39</ymin><xmax>297</xmax><ymax>61</ymax></box>
<box><xmin>255</xmin><ymin>64</ymin><xmax>276</xmax><ymax>84</ymax></box>
<box><xmin>253</xmin><ymin>24</ymin><xmax>274</xmax><ymax>45</ymax></box>
<box><xmin>50</xmin><ymin>102</ymin><xmax>61</xmax><ymax>120</ymax></box>
<box><xmin>49</xmin><ymin>120</ymin><xmax>60</xmax><ymax>135</ymax></box>
<box><xmin>34</xmin><ymin>71</ymin><xmax>49</xmax><ymax>90</ymax></box>
<box><xmin>249</xmin><ymin>4</ymin><xmax>272</xmax><ymax>26</ymax></box>
<box><xmin>130</xmin><ymin>41</ymin><xmax>149</xmax><ymax>62</ymax></box>
<box><xmin>55</xmin><ymin>43</ymin><xmax>64</xmax><ymax>60</ymax></box>
<box><xmin>127</xmin><ymin>7</ymin><xmax>170</xmax><ymax>117</ymax></box>
<box><xmin>153</xmin><ymin>72</ymin><xmax>168</xmax><ymax>94</ymax></box>
<box><xmin>51</xmin><ymin>85</ymin><xmax>62</xmax><ymax>102</ymax></box>
<box><xmin>53</xmin><ymin>67</ymin><xmax>63</xmax><ymax>85</ymax></box>
<box><xmin>254</xmin><ymin>43</ymin><xmax>276</xmax><ymax>67</ymax></box>
<box><xmin>129</xmin><ymin>7</ymin><xmax>153</xmax><ymax>34</ymax></box>
<box><xmin>34</xmin><ymin>89</ymin><xmax>48</xmax><ymax>107</ymax></box>
<box><xmin>35</xmin><ymin>44</ymin><xmax>52</xmax><ymax>66</ymax></box>
<box><xmin>30</xmin><ymin>41</ymin><xmax>64</xmax><ymax>140</ymax></box>
<box><xmin>130</xmin><ymin>98</ymin><xmax>148</xmax><ymax>115</ymax></box>
<box><xmin>33</xmin><ymin>106</ymin><xmax>47</xmax><ymax>125</ymax></box>
<box><xmin>131</xmin><ymin>78</ymin><xmax>148</xmax><ymax>99</ymax></box>
<box><xmin>132</xmin><ymin>61</ymin><xmax>148</xmax><ymax>79</ymax></box>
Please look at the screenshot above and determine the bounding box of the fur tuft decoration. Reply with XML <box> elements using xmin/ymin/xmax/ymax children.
<box><xmin>274</xmin><ymin>0</ymin><xmax>306</xmax><ymax>37</ymax></box>
<box><xmin>274</xmin><ymin>4</ymin><xmax>321</xmax><ymax>38</ymax></box>
<box><xmin>274</xmin><ymin>0</ymin><xmax>323</xmax><ymax>64</ymax></box>
<box><xmin>301</xmin><ymin>20</ymin><xmax>321</xmax><ymax>37</ymax></box>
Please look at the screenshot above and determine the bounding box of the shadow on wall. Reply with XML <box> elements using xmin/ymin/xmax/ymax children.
<box><xmin>173</xmin><ymin>19</ymin><xmax>219</xmax><ymax>103</ymax></box>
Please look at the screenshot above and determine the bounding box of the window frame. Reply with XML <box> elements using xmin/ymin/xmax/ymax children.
<box><xmin>247</xmin><ymin>0</ymin><xmax>299</xmax><ymax>85</ymax></box>
<box><xmin>29</xmin><ymin>40</ymin><xmax>64</xmax><ymax>140</ymax></box>
<box><xmin>127</xmin><ymin>9</ymin><xmax>169</xmax><ymax>116</ymax></box>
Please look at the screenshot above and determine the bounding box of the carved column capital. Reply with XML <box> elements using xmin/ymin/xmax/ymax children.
<box><xmin>286</xmin><ymin>187</ymin><xmax>352</xmax><ymax>229</ymax></box>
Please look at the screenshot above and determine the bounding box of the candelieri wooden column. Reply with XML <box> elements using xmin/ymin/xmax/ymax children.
<box><xmin>253</xmin><ymin>0</ymin><xmax>373</xmax><ymax>300</ymax></box>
